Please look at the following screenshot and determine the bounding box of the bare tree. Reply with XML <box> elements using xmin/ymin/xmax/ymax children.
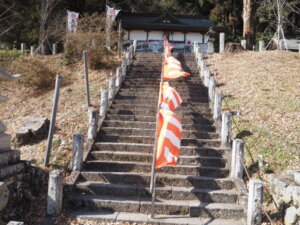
<box><xmin>37</xmin><ymin>0</ymin><xmax>62</xmax><ymax>55</ymax></box>
<box><xmin>0</xmin><ymin>2</ymin><xmax>21</xmax><ymax>37</ymax></box>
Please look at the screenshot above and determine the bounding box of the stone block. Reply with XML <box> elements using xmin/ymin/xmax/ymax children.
<box><xmin>16</xmin><ymin>116</ymin><xmax>49</xmax><ymax>145</ymax></box>
<box><xmin>290</xmin><ymin>185</ymin><xmax>300</xmax><ymax>207</ymax></box>
<box><xmin>7</xmin><ymin>222</ymin><xmax>24</xmax><ymax>225</ymax></box>
<box><xmin>0</xmin><ymin>133</ymin><xmax>11</xmax><ymax>151</ymax></box>
<box><xmin>285</xmin><ymin>206</ymin><xmax>298</xmax><ymax>225</ymax></box>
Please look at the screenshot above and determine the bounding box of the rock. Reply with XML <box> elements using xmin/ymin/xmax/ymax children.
<box><xmin>290</xmin><ymin>185</ymin><xmax>300</xmax><ymax>207</ymax></box>
<box><xmin>224</xmin><ymin>43</ymin><xmax>245</xmax><ymax>53</ymax></box>
<box><xmin>0</xmin><ymin>121</ymin><xmax>6</xmax><ymax>133</ymax></box>
<box><xmin>293</xmin><ymin>171</ymin><xmax>300</xmax><ymax>185</ymax></box>
<box><xmin>0</xmin><ymin>133</ymin><xmax>11</xmax><ymax>151</ymax></box>
<box><xmin>0</xmin><ymin>182</ymin><xmax>9</xmax><ymax>211</ymax></box>
<box><xmin>16</xmin><ymin>116</ymin><xmax>49</xmax><ymax>145</ymax></box>
<box><xmin>285</xmin><ymin>206</ymin><xmax>298</xmax><ymax>225</ymax></box>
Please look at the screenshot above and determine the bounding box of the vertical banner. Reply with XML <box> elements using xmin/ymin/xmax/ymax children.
<box><xmin>106</xmin><ymin>5</ymin><xmax>121</xmax><ymax>48</ymax></box>
<box><xmin>67</xmin><ymin>10</ymin><xmax>79</xmax><ymax>33</ymax></box>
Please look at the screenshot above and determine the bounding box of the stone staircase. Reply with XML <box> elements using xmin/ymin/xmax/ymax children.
<box><xmin>0</xmin><ymin>149</ymin><xmax>25</xmax><ymax>180</ymax></box>
<box><xmin>67</xmin><ymin>52</ymin><xmax>245</xmax><ymax>224</ymax></box>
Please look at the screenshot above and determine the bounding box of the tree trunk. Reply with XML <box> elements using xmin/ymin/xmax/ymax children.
<box><xmin>243</xmin><ymin>0</ymin><xmax>257</xmax><ymax>50</ymax></box>
<box><xmin>38</xmin><ymin>0</ymin><xmax>50</xmax><ymax>55</ymax></box>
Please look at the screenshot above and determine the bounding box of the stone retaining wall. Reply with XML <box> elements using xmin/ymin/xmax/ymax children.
<box><xmin>268</xmin><ymin>171</ymin><xmax>300</xmax><ymax>225</ymax></box>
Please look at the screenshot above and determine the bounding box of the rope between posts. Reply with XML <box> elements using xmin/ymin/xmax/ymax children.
<box><xmin>220</xmin><ymin>90</ymin><xmax>276</xmax><ymax>225</ymax></box>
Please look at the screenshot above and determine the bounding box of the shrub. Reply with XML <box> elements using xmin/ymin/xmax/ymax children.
<box><xmin>6</xmin><ymin>57</ymin><xmax>56</xmax><ymax>90</ymax></box>
<box><xmin>64</xmin><ymin>13</ymin><xmax>118</xmax><ymax>69</ymax></box>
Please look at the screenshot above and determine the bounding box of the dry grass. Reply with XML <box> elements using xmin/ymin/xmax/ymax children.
<box><xmin>0</xmin><ymin>54</ymin><xmax>119</xmax><ymax>170</ymax></box>
<box><xmin>208</xmin><ymin>50</ymin><xmax>300</xmax><ymax>173</ymax></box>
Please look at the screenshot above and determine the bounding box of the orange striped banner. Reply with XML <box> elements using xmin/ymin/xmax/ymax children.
<box><xmin>163</xmin><ymin>56</ymin><xmax>190</xmax><ymax>80</ymax></box>
<box><xmin>160</xmin><ymin>82</ymin><xmax>182</xmax><ymax>111</ymax></box>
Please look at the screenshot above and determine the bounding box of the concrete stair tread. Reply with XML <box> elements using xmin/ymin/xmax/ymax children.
<box><xmin>69</xmin><ymin>210</ymin><xmax>244</xmax><ymax>225</ymax></box>
<box><xmin>0</xmin><ymin>150</ymin><xmax>21</xmax><ymax>166</ymax></box>
<box><xmin>0</xmin><ymin>161</ymin><xmax>26</xmax><ymax>180</ymax></box>
<box><xmin>101</xmin><ymin>127</ymin><xmax>218</xmax><ymax>134</ymax></box>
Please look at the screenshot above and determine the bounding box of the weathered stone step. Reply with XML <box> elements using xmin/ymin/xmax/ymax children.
<box><xmin>100</xmin><ymin>127</ymin><xmax>218</xmax><ymax>139</ymax></box>
<box><xmin>89</xmin><ymin>151</ymin><xmax>226</xmax><ymax>167</ymax></box>
<box><xmin>97</xmin><ymin>135</ymin><xmax>221</xmax><ymax>147</ymax></box>
<box><xmin>112</xmin><ymin>100</ymin><xmax>210</xmax><ymax>107</ymax></box>
<box><xmin>116</xmin><ymin>91</ymin><xmax>207</xmax><ymax>98</ymax></box>
<box><xmin>102</xmin><ymin>120</ymin><xmax>217</xmax><ymax>132</ymax></box>
<box><xmin>94</xmin><ymin>142</ymin><xmax>225</xmax><ymax>157</ymax></box>
<box><xmin>0</xmin><ymin>150</ymin><xmax>21</xmax><ymax>167</ymax></box>
<box><xmin>68</xmin><ymin>195</ymin><xmax>243</xmax><ymax>219</ymax></box>
<box><xmin>68</xmin><ymin>210</ymin><xmax>244</xmax><ymax>225</ymax></box>
<box><xmin>79</xmin><ymin>171</ymin><xmax>234</xmax><ymax>190</ymax></box>
<box><xmin>84</xmin><ymin>161</ymin><xmax>228</xmax><ymax>177</ymax></box>
<box><xmin>74</xmin><ymin>182</ymin><xmax>238</xmax><ymax>203</ymax></box>
<box><xmin>114</xmin><ymin>95</ymin><xmax>209</xmax><ymax>103</ymax></box>
<box><xmin>106</xmin><ymin>114</ymin><xmax>214</xmax><ymax>124</ymax></box>
<box><xmin>0</xmin><ymin>161</ymin><xmax>26</xmax><ymax>180</ymax></box>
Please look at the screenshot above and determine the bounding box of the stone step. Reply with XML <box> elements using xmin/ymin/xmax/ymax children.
<box><xmin>68</xmin><ymin>210</ymin><xmax>244</xmax><ymax>225</ymax></box>
<box><xmin>79</xmin><ymin>171</ymin><xmax>234</xmax><ymax>190</ymax></box>
<box><xmin>102</xmin><ymin>120</ymin><xmax>217</xmax><ymax>132</ymax></box>
<box><xmin>88</xmin><ymin>151</ymin><xmax>226</xmax><ymax>167</ymax></box>
<box><xmin>116</xmin><ymin>91</ymin><xmax>207</xmax><ymax>99</ymax></box>
<box><xmin>0</xmin><ymin>161</ymin><xmax>26</xmax><ymax>180</ymax></box>
<box><xmin>94</xmin><ymin>142</ymin><xmax>226</xmax><ymax>157</ymax></box>
<box><xmin>100</xmin><ymin>127</ymin><xmax>219</xmax><ymax>139</ymax></box>
<box><xmin>0</xmin><ymin>150</ymin><xmax>21</xmax><ymax>167</ymax></box>
<box><xmin>73</xmin><ymin>182</ymin><xmax>238</xmax><ymax>203</ymax></box>
<box><xmin>112</xmin><ymin>100</ymin><xmax>210</xmax><ymax>107</ymax></box>
<box><xmin>106</xmin><ymin>114</ymin><xmax>214</xmax><ymax>125</ymax></box>
<box><xmin>68</xmin><ymin>195</ymin><xmax>243</xmax><ymax>219</ymax></box>
<box><xmin>97</xmin><ymin>135</ymin><xmax>221</xmax><ymax>147</ymax></box>
<box><xmin>84</xmin><ymin>161</ymin><xmax>229</xmax><ymax>177</ymax></box>
<box><xmin>114</xmin><ymin>95</ymin><xmax>209</xmax><ymax>103</ymax></box>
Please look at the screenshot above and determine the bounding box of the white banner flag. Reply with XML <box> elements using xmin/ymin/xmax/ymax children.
<box><xmin>67</xmin><ymin>10</ymin><xmax>79</xmax><ymax>33</ymax></box>
<box><xmin>106</xmin><ymin>6</ymin><xmax>121</xmax><ymax>23</ymax></box>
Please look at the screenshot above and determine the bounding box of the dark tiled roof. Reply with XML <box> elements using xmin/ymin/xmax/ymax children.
<box><xmin>119</xmin><ymin>12</ymin><xmax>226</xmax><ymax>32</ymax></box>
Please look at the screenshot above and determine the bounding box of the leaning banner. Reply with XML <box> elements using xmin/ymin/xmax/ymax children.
<box><xmin>67</xmin><ymin>10</ymin><xmax>79</xmax><ymax>33</ymax></box>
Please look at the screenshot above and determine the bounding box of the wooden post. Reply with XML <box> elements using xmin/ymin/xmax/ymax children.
<box><xmin>99</xmin><ymin>89</ymin><xmax>108</xmax><ymax>117</ymax></box>
<box><xmin>221</xmin><ymin>112</ymin><xmax>232</xmax><ymax>147</ymax></box>
<box><xmin>47</xmin><ymin>170</ymin><xmax>63</xmax><ymax>216</ymax></box>
<box><xmin>231</xmin><ymin>139</ymin><xmax>244</xmax><ymax>179</ymax></box>
<box><xmin>72</xmin><ymin>134</ymin><xmax>84</xmax><ymax>171</ymax></box>
<box><xmin>30</xmin><ymin>46</ymin><xmax>35</xmax><ymax>56</ymax></box>
<box><xmin>88</xmin><ymin>108</ymin><xmax>98</xmax><ymax>140</ymax></box>
<box><xmin>52</xmin><ymin>43</ymin><xmax>57</xmax><ymax>55</ymax></box>
<box><xmin>44</xmin><ymin>75</ymin><xmax>62</xmax><ymax>167</ymax></box>
<box><xmin>83</xmin><ymin>51</ymin><xmax>91</xmax><ymax>107</ymax></box>
<box><xmin>214</xmin><ymin>92</ymin><xmax>222</xmax><ymax>121</ymax></box>
<box><xmin>247</xmin><ymin>179</ymin><xmax>264</xmax><ymax>225</ymax></box>
<box><xmin>259</xmin><ymin>41</ymin><xmax>265</xmax><ymax>52</ymax></box>
<box><xmin>208</xmin><ymin>78</ymin><xmax>216</xmax><ymax>103</ymax></box>
<box><xmin>108</xmin><ymin>76</ymin><xmax>116</xmax><ymax>100</ymax></box>
<box><xmin>115</xmin><ymin>67</ymin><xmax>122</xmax><ymax>88</ymax></box>
<box><xmin>220</xmin><ymin>33</ymin><xmax>225</xmax><ymax>53</ymax></box>
<box><xmin>241</xmin><ymin>40</ymin><xmax>246</xmax><ymax>49</ymax></box>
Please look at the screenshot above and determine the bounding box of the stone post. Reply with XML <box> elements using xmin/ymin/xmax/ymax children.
<box><xmin>52</xmin><ymin>43</ymin><xmax>57</xmax><ymax>55</ymax></box>
<box><xmin>115</xmin><ymin>67</ymin><xmax>122</xmax><ymax>88</ymax></box>
<box><xmin>133</xmin><ymin>40</ymin><xmax>137</xmax><ymax>53</ymax></box>
<box><xmin>87</xmin><ymin>108</ymin><xmax>98</xmax><ymax>140</ymax></box>
<box><xmin>207</xmin><ymin>39</ymin><xmax>215</xmax><ymax>53</ymax></box>
<box><xmin>122</xmin><ymin>58</ymin><xmax>127</xmax><ymax>78</ymax></box>
<box><xmin>259</xmin><ymin>41</ymin><xmax>265</xmax><ymax>52</ymax></box>
<box><xmin>221</xmin><ymin>112</ymin><xmax>232</xmax><ymax>147</ymax></box>
<box><xmin>108</xmin><ymin>76</ymin><xmax>116</xmax><ymax>100</ymax></box>
<box><xmin>72</xmin><ymin>134</ymin><xmax>84</xmax><ymax>171</ymax></box>
<box><xmin>298</xmin><ymin>43</ymin><xmax>300</xmax><ymax>53</ymax></box>
<box><xmin>126</xmin><ymin>52</ymin><xmax>130</xmax><ymax>65</ymax></box>
<box><xmin>21</xmin><ymin>43</ymin><xmax>26</xmax><ymax>51</ymax></box>
<box><xmin>47</xmin><ymin>170</ymin><xmax>63</xmax><ymax>216</ymax></box>
<box><xmin>208</xmin><ymin>78</ymin><xmax>216</xmax><ymax>103</ymax></box>
<box><xmin>247</xmin><ymin>179</ymin><xmax>264</xmax><ymax>225</ymax></box>
<box><xmin>241</xmin><ymin>40</ymin><xmax>246</xmax><ymax>49</ymax></box>
<box><xmin>99</xmin><ymin>89</ymin><xmax>108</xmax><ymax>117</ymax></box>
<box><xmin>219</xmin><ymin>33</ymin><xmax>225</xmax><ymax>53</ymax></box>
<box><xmin>231</xmin><ymin>139</ymin><xmax>244</xmax><ymax>179</ymax></box>
<box><xmin>30</xmin><ymin>46</ymin><xmax>35</xmax><ymax>56</ymax></box>
<box><xmin>204</xmin><ymin>68</ymin><xmax>211</xmax><ymax>87</ymax></box>
<box><xmin>200</xmin><ymin>61</ymin><xmax>205</xmax><ymax>77</ymax></box>
<box><xmin>258</xmin><ymin>155</ymin><xmax>264</xmax><ymax>171</ymax></box>
<box><xmin>214</xmin><ymin>92</ymin><xmax>223</xmax><ymax>121</ymax></box>
<box><xmin>193</xmin><ymin>41</ymin><xmax>199</xmax><ymax>53</ymax></box>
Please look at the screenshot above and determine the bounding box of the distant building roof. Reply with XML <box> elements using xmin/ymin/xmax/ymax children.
<box><xmin>119</xmin><ymin>12</ymin><xmax>227</xmax><ymax>33</ymax></box>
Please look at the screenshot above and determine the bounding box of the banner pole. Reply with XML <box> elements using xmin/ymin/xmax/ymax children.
<box><xmin>150</xmin><ymin>38</ymin><xmax>166</xmax><ymax>219</ymax></box>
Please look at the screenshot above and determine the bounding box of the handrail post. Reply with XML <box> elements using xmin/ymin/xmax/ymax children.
<box><xmin>221</xmin><ymin>112</ymin><xmax>232</xmax><ymax>147</ymax></box>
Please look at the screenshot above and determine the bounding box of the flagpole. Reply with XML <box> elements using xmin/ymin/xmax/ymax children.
<box><xmin>150</xmin><ymin>37</ymin><xmax>166</xmax><ymax>219</ymax></box>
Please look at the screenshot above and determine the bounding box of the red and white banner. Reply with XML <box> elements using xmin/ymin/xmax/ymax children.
<box><xmin>67</xmin><ymin>10</ymin><xmax>79</xmax><ymax>33</ymax></box>
<box><xmin>164</xmin><ymin>38</ymin><xmax>174</xmax><ymax>58</ymax></box>
<box><xmin>163</xmin><ymin>56</ymin><xmax>190</xmax><ymax>80</ymax></box>
<box><xmin>106</xmin><ymin>5</ymin><xmax>121</xmax><ymax>23</ymax></box>
<box><xmin>160</xmin><ymin>82</ymin><xmax>182</xmax><ymax>111</ymax></box>
<box><xmin>155</xmin><ymin>109</ymin><xmax>182</xmax><ymax>169</ymax></box>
